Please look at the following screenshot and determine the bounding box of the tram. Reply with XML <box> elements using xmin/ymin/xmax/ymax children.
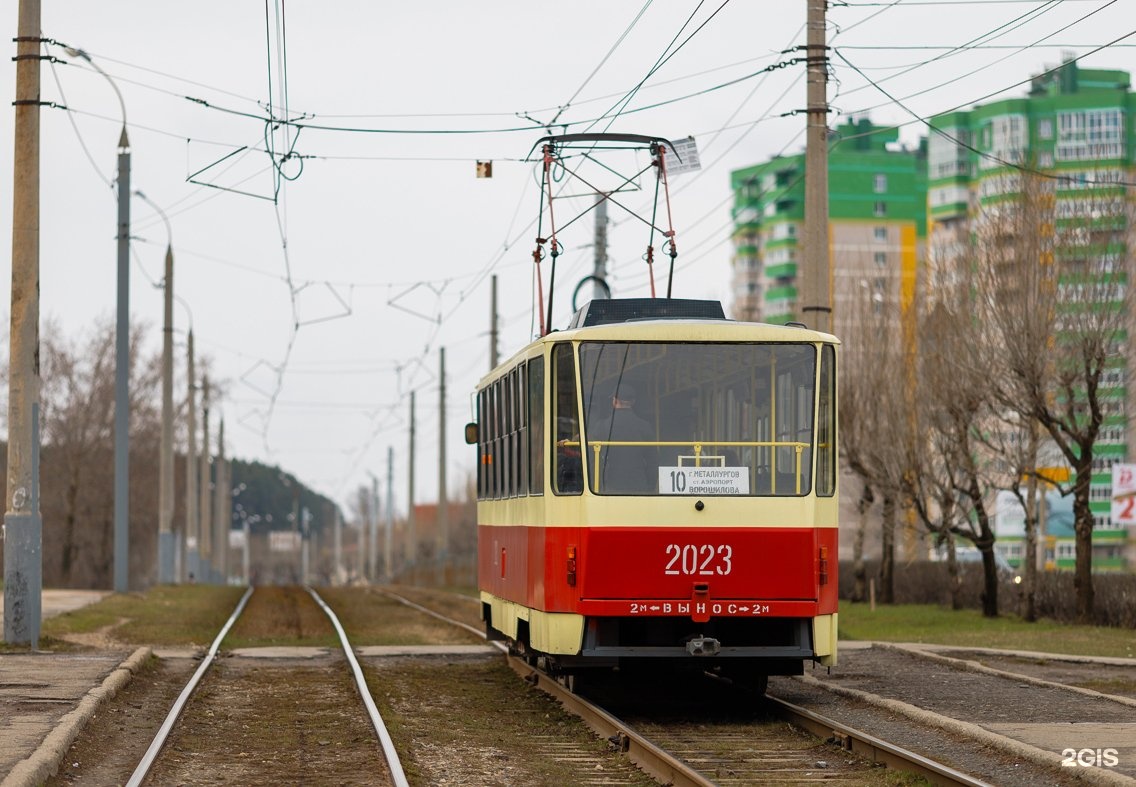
<box><xmin>466</xmin><ymin>297</ymin><xmax>839</xmax><ymax>689</ymax></box>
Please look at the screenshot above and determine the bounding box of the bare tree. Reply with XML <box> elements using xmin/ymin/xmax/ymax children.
<box><xmin>839</xmin><ymin>281</ymin><xmax>911</xmax><ymax>603</ymax></box>
<box><xmin>40</xmin><ymin>317</ymin><xmax>161</xmax><ymax>587</ymax></box>
<box><xmin>976</xmin><ymin>171</ymin><xmax>1132</xmax><ymax>622</ymax></box>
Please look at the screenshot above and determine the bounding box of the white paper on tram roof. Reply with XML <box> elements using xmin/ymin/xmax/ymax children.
<box><xmin>659</xmin><ymin>466</ymin><xmax>749</xmax><ymax>495</ymax></box>
<box><xmin>667</xmin><ymin>136</ymin><xmax>702</xmax><ymax>176</ymax></box>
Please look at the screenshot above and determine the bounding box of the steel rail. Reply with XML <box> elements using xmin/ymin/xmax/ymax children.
<box><xmin>765</xmin><ymin>694</ymin><xmax>994</xmax><ymax>787</ymax></box>
<box><xmin>384</xmin><ymin>588</ymin><xmax>1000</xmax><ymax>786</ymax></box>
<box><xmin>306</xmin><ymin>586</ymin><xmax>410</xmax><ymax>787</ymax></box>
<box><xmin>381</xmin><ymin>588</ymin><xmax>711</xmax><ymax>786</ymax></box>
<box><xmin>126</xmin><ymin>586</ymin><xmax>254</xmax><ymax>787</ymax></box>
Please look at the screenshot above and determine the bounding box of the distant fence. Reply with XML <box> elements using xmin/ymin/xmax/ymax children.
<box><xmin>838</xmin><ymin>560</ymin><xmax>1136</xmax><ymax>629</ymax></box>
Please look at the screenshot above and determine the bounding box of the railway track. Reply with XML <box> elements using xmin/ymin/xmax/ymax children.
<box><xmin>126</xmin><ymin>586</ymin><xmax>408</xmax><ymax>787</ymax></box>
<box><xmin>384</xmin><ymin>588</ymin><xmax>991</xmax><ymax>786</ymax></box>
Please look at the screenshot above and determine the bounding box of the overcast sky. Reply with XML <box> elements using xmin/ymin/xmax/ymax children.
<box><xmin>1</xmin><ymin>0</ymin><xmax>1132</xmax><ymax>516</ymax></box>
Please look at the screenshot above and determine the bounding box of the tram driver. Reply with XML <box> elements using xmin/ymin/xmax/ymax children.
<box><xmin>591</xmin><ymin>382</ymin><xmax>658</xmax><ymax>494</ymax></box>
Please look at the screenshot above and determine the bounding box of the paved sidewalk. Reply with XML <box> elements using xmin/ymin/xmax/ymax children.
<box><xmin>1</xmin><ymin>589</ymin><xmax>133</xmax><ymax>787</ymax></box>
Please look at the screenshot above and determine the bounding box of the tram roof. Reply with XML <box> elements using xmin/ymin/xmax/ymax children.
<box><xmin>478</xmin><ymin>300</ymin><xmax>839</xmax><ymax>386</ymax></box>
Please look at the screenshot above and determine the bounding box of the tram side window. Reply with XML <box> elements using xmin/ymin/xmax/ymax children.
<box><xmin>553</xmin><ymin>344</ymin><xmax>583</xmax><ymax>495</ymax></box>
<box><xmin>503</xmin><ymin>374</ymin><xmax>513</xmax><ymax>497</ymax></box>
<box><xmin>529</xmin><ymin>357</ymin><xmax>545</xmax><ymax>496</ymax></box>
<box><xmin>493</xmin><ymin>379</ymin><xmax>504</xmax><ymax>498</ymax></box>
<box><xmin>516</xmin><ymin>365</ymin><xmax>529</xmax><ymax>496</ymax></box>
<box><xmin>816</xmin><ymin>345</ymin><xmax>836</xmax><ymax>497</ymax></box>
<box><xmin>477</xmin><ymin>389</ymin><xmax>488</xmax><ymax>499</ymax></box>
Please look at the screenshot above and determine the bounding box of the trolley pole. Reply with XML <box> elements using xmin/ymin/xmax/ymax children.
<box><xmin>437</xmin><ymin>347</ymin><xmax>448</xmax><ymax>584</ymax></box>
<box><xmin>4</xmin><ymin>0</ymin><xmax>43</xmax><ymax>645</ymax></box>
<box><xmin>801</xmin><ymin>0</ymin><xmax>831</xmax><ymax>334</ymax></box>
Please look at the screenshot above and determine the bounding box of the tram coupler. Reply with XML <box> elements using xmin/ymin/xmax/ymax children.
<box><xmin>685</xmin><ymin>636</ymin><xmax>721</xmax><ymax>656</ymax></box>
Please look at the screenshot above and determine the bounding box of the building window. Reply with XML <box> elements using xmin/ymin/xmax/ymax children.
<box><xmin>873</xmin><ymin>227</ymin><xmax>888</xmax><ymax>242</ymax></box>
<box><xmin>1039</xmin><ymin>151</ymin><xmax>1054</xmax><ymax>168</ymax></box>
<box><xmin>1056</xmin><ymin>109</ymin><xmax>1125</xmax><ymax>161</ymax></box>
<box><xmin>874</xmin><ymin>201</ymin><xmax>887</xmax><ymax>217</ymax></box>
<box><xmin>874</xmin><ymin>252</ymin><xmax>887</xmax><ymax>267</ymax></box>
<box><xmin>874</xmin><ymin>174</ymin><xmax>888</xmax><ymax>193</ymax></box>
<box><xmin>1038</xmin><ymin>118</ymin><xmax>1053</xmax><ymax>139</ymax></box>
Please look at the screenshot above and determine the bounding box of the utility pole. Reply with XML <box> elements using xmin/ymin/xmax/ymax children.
<box><xmin>368</xmin><ymin>473</ymin><xmax>379</xmax><ymax>583</ymax></box>
<box><xmin>801</xmin><ymin>0</ymin><xmax>831</xmax><ymax>334</ymax></box>
<box><xmin>300</xmin><ymin>507</ymin><xmax>310</xmax><ymax>585</ymax></box>
<box><xmin>333</xmin><ymin>507</ymin><xmax>342</xmax><ymax>585</ymax></box>
<box><xmin>214</xmin><ymin>419</ymin><xmax>228</xmax><ymax>584</ymax></box>
<box><xmin>185</xmin><ymin>331</ymin><xmax>198</xmax><ymax>582</ymax></box>
<box><xmin>290</xmin><ymin>482</ymin><xmax>300</xmax><ymax>584</ymax></box>
<box><xmin>490</xmin><ymin>275</ymin><xmax>499</xmax><ymax>370</ymax></box>
<box><xmin>437</xmin><ymin>347</ymin><xmax>448</xmax><ymax>584</ymax></box>
<box><xmin>112</xmin><ymin>89</ymin><xmax>132</xmax><ymax>594</ymax></box>
<box><xmin>593</xmin><ymin>197</ymin><xmax>608</xmax><ymax>300</ymax></box>
<box><xmin>199</xmin><ymin>376</ymin><xmax>212</xmax><ymax>583</ymax></box>
<box><xmin>385</xmin><ymin>447</ymin><xmax>394</xmax><ymax>582</ymax></box>
<box><xmin>408</xmin><ymin>391</ymin><xmax>416</xmax><ymax>576</ymax></box>
<box><xmin>4</xmin><ymin>0</ymin><xmax>42</xmax><ymax>645</ymax></box>
<box><xmin>158</xmin><ymin>236</ymin><xmax>175</xmax><ymax>583</ymax></box>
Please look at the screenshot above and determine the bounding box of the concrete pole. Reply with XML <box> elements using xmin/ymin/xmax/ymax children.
<box><xmin>214</xmin><ymin>419</ymin><xmax>228</xmax><ymax>584</ymax></box>
<box><xmin>593</xmin><ymin>198</ymin><xmax>608</xmax><ymax>300</ymax></box>
<box><xmin>333</xmin><ymin>507</ymin><xmax>342</xmax><ymax>585</ymax></box>
<box><xmin>801</xmin><ymin>0</ymin><xmax>831</xmax><ymax>334</ymax></box>
<box><xmin>385</xmin><ymin>447</ymin><xmax>394</xmax><ymax>582</ymax></box>
<box><xmin>4</xmin><ymin>0</ymin><xmax>43</xmax><ymax>646</ymax></box>
<box><xmin>490</xmin><ymin>275</ymin><xmax>499</xmax><ymax>370</ymax></box>
<box><xmin>438</xmin><ymin>347</ymin><xmax>448</xmax><ymax>584</ymax></box>
<box><xmin>113</xmin><ymin>123</ymin><xmax>132</xmax><ymax>593</ymax></box>
<box><xmin>185</xmin><ymin>331</ymin><xmax>199</xmax><ymax>582</ymax></box>
<box><xmin>301</xmin><ymin>507</ymin><xmax>310</xmax><ymax>585</ymax></box>
<box><xmin>158</xmin><ymin>241</ymin><xmax>175</xmax><ymax>583</ymax></box>
<box><xmin>291</xmin><ymin>484</ymin><xmax>300</xmax><ymax>583</ymax></box>
<box><xmin>408</xmin><ymin>391</ymin><xmax>416</xmax><ymax>576</ymax></box>
<box><xmin>199</xmin><ymin>376</ymin><xmax>213</xmax><ymax>583</ymax></box>
<box><xmin>368</xmin><ymin>473</ymin><xmax>379</xmax><ymax>582</ymax></box>
<box><xmin>242</xmin><ymin>516</ymin><xmax>251</xmax><ymax>585</ymax></box>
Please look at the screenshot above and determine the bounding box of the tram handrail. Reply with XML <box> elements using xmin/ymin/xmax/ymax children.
<box><xmin>569</xmin><ymin>439</ymin><xmax>808</xmax><ymax>493</ymax></box>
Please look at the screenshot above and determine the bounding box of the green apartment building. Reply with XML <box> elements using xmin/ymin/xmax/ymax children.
<box><xmin>928</xmin><ymin>59</ymin><xmax>1135</xmax><ymax>571</ymax></box>
<box><xmin>729</xmin><ymin>118</ymin><xmax>927</xmax><ymax>332</ymax></box>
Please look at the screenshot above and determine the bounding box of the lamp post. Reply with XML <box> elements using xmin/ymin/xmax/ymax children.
<box><xmin>136</xmin><ymin>191</ymin><xmax>175</xmax><ymax>584</ymax></box>
<box><xmin>66</xmin><ymin>47</ymin><xmax>131</xmax><ymax>592</ymax></box>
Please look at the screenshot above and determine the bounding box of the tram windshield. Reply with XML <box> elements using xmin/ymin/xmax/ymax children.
<box><xmin>577</xmin><ymin>342</ymin><xmax>823</xmax><ymax>496</ymax></box>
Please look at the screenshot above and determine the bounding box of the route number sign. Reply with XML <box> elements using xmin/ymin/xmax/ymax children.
<box><xmin>659</xmin><ymin>466</ymin><xmax>749</xmax><ymax>495</ymax></box>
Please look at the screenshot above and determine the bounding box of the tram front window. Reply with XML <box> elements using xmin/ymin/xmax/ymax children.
<box><xmin>578</xmin><ymin>342</ymin><xmax>818</xmax><ymax>496</ymax></box>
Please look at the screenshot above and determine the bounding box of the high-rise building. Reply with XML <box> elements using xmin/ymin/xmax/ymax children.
<box><xmin>928</xmin><ymin>59</ymin><xmax>1135</xmax><ymax>571</ymax></box>
<box><xmin>729</xmin><ymin>118</ymin><xmax>927</xmax><ymax>335</ymax></box>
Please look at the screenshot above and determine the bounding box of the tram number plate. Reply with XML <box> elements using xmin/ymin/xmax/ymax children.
<box><xmin>664</xmin><ymin>544</ymin><xmax>733</xmax><ymax>576</ymax></box>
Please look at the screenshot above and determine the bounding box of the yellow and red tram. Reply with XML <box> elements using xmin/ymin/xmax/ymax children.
<box><xmin>467</xmin><ymin>298</ymin><xmax>839</xmax><ymax>688</ymax></box>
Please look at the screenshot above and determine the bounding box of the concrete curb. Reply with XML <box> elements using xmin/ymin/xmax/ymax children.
<box><xmin>1</xmin><ymin>647</ymin><xmax>152</xmax><ymax>787</ymax></box>
<box><xmin>877</xmin><ymin>641</ymin><xmax>1136</xmax><ymax>709</ymax></box>
<box><xmin>795</xmin><ymin>674</ymin><xmax>1136</xmax><ymax>786</ymax></box>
